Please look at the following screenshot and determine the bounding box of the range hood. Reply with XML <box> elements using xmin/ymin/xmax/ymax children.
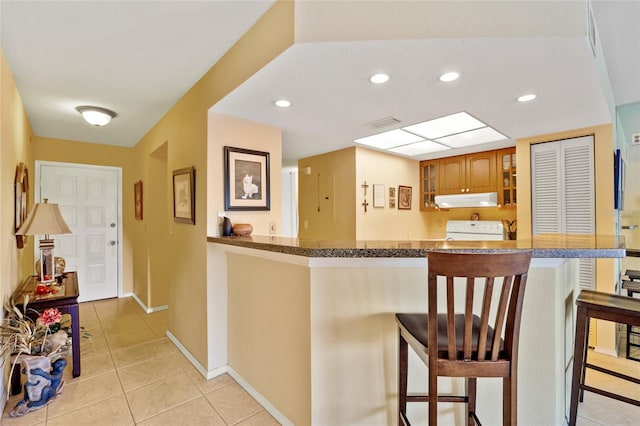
<box><xmin>434</xmin><ymin>192</ymin><xmax>498</xmax><ymax>208</ymax></box>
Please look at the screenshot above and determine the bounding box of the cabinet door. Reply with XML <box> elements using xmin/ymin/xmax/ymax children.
<box><xmin>497</xmin><ymin>148</ymin><xmax>517</xmax><ymax>208</ymax></box>
<box><xmin>420</xmin><ymin>160</ymin><xmax>438</xmax><ymax>210</ymax></box>
<box><xmin>438</xmin><ymin>156</ymin><xmax>466</xmax><ymax>194</ymax></box>
<box><xmin>466</xmin><ymin>151</ymin><xmax>496</xmax><ymax>193</ymax></box>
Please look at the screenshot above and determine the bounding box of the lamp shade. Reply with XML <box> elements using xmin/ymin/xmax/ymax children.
<box><xmin>16</xmin><ymin>199</ymin><xmax>72</xmax><ymax>236</ymax></box>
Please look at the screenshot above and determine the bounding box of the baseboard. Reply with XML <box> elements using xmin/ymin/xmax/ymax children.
<box><xmin>165</xmin><ymin>331</ymin><xmax>293</xmax><ymax>425</ymax></box>
<box><xmin>227</xmin><ymin>366</ymin><xmax>294</xmax><ymax>426</ymax></box>
<box><xmin>131</xmin><ymin>293</ymin><xmax>168</xmax><ymax>314</ymax></box>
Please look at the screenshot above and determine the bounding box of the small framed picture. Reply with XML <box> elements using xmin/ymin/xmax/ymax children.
<box><xmin>398</xmin><ymin>185</ymin><xmax>412</xmax><ymax>210</ymax></box>
<box><xmin>389</xmin><ymin>198</ymin><xmax>396</xmax><ymax>209</ymax></box>
<box><xmin>134</xmin><ymin>180</ymin><xmax>143</xmax><ymax>220</ymax></box>
<box><xmin>224</xmin><ymin>146</ymin><xmax>270</xmax><ymax>211</ymax></box>
<box><xmin>173</xmin><ymin>167</ymin><xmax>195</xmax><ymax>224</ymax></box>
<box><xmin>373</xmin><ymin>184</ymin><xmax>385</xmax><ymax>208</ymax></box>
<box><xmin>389</xmin><ymin>187</ymin><xmax>396</xmax><ymax>198</ymax></box>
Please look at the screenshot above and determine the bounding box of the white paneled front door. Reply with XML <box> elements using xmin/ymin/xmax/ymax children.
<box><xmin>38</xmin><ymin>162</ymin><xmax>120</xmax><ymax>302</ymax></box>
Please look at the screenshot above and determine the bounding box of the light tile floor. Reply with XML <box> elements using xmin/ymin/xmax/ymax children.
<box><xmin>1</xmin><ymin>297</ymin><xmax>280</xmax><ymax>426</ymax></box>
<box><xmin>1</xmin><ymin>296</ymin><xmax>639</xmax><ymax>425</ymax></box>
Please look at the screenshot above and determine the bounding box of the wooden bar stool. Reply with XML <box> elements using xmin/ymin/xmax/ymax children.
<box><xmin>568</xmin><ymin>290</ymin><xmax>640</xmax><ymax>426</ymax></box>
<box><xmin>395</xmin><ymin>250</ymin><xmax>533</xmax><ymax>426</ymax></box>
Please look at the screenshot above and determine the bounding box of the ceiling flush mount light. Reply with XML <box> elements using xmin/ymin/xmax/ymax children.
<box><xmin>275</xmin><ymin>99</ymin><xmax>291</xmax><ymax>108</ymax></box>
<box><xmin>369</xmin><ymin>73</ymin><xmax>390</xmax><ymax>84</ymax></box>
<box><xmin>76</xmin><ymin>106</ymin><xmax>116</xmax><ymax>126</ymax></box>
<box><xmin>439</xmin><ymin>71</ymin><xmax>460</xmax><ymax>82</ymax></box>
<box><xmin>517</xmin><ymin>93</ymin><xmax>537</xmax><ymax>102</ymax></box>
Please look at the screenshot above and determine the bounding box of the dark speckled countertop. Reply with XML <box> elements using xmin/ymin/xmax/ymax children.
<box><xmin>207</xmin><ymin>234</ymin><xmax>626</xmax><ymax>258</ymax></box>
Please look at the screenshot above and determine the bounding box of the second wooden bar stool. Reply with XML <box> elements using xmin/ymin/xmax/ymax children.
<box><xmin>569</xmin><ymin>290</ymin><xmax>640</xmax><ymax>426</ymax></box>
<box><xmin>395</xmin><ymin>250</ymin><xmax>533</xmax><ymax>426</ymax></box>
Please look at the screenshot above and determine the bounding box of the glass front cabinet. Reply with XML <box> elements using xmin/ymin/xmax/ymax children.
<box><xmin>420</xmin><ymin>160</ymin><xmax>438</xmax><ymax>210</ymax></box>
<box><xmin>497</xmin><ymin>148</ymin><xmax>516</xmax><ymax>209</ymax></box>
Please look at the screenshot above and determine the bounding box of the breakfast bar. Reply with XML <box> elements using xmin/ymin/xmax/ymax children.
<box><xmin>206</xmin><ymin>235</ymin><xmax>624</xmax><ymax>425</ymax></box>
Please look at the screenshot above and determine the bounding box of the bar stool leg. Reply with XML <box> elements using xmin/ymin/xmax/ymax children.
<box><xmin>569</xmin><ymin>306</ymin><xmax>589</xmax><ymax>426</ymax></box>
<box><xmin>398</xmin><ymin>333</ymin><xmax>408</xmax><ymax>425</ymax></box>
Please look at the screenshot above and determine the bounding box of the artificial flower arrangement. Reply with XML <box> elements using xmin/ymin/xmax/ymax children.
<box><xmin>0</xmin><ymin>295</ymin><xmax>71</xmax><ymax>400</ymax></box>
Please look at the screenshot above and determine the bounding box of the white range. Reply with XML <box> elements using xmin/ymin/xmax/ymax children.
<box><xmin>445</xmin><ymin>220</ymin><xmax>506</xmax><ymax>241</ymax></box>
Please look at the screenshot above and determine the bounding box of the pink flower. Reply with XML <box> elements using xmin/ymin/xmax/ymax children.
<box><xmin>37</xmin><ymin>308</ymin><xmax>62</xmax><ymax>326</ymax></box>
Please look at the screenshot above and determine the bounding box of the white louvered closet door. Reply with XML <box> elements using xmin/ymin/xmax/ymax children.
<box><xmin>531</xmin><ymin>135</ymin><xmax>595</xmax><ymax>290</ymax></box>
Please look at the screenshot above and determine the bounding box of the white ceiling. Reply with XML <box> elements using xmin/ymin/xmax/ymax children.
<box><xmin>1</xmin><ymin>1</ymin><xmax>638</xmax><ymax>166</ymax></box>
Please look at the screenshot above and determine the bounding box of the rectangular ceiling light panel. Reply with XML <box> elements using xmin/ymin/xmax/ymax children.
<box><xmin>389</xmin><ymin>141</ymin><xmax>451</xmax><ymax>156</ymax></box>
<box><xmin>435</xmin><ymin>127</ymin><xmax>508</xmax><ymax>148</ymax></box>
<box><xmin>402</xmin><ymin>112</ymin><xmax>485</xmax><ymax>139</ymax></box>
<box><xmin>354</xmin><ymin>129</ymin><xmax>424</xmax><ymax>149</ymax></box>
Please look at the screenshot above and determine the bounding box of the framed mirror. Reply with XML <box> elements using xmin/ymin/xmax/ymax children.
<box><xmin>14</xmin><ymin>162</ymin><xmax>29</xmax><ymax>248</ymax></box>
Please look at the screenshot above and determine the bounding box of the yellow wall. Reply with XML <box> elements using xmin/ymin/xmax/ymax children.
<box><xmin>298</xmin><ymin>147</ymin><xmax>356</xmax><ymax>240</ymax></box>
<box><xmin>0</xmin><ymin>47</ymin><xmax>35</xmax><ymax>301</ymax></box>
<box><xmin>227</xmin><ymin>253</ymin><xmax>311</xmax><ymax>425</ymax></box>
<box><xmin>207</xmin><ymin>113</ymin><xmax>282</xmax><ymax>237</ymax></box>
<box><xmin>130</xmin><ymin>0</ymin><xmax>294</xmax><ymax>368</ymax></box>
<box><xmin>355</xmin><ymin>147</ymin><xmax>429</xmax><ymax>240</ymax></box>
<box><xmin>33</xmin><ymin>136</ymin><xmax>136</xmax><ymax>295</ymax></box>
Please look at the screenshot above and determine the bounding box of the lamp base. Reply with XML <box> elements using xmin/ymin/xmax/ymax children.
<box><xmin>38</xmin><ymin>239</ymin><xmax>56</xmax><ymax>283</ymax></box>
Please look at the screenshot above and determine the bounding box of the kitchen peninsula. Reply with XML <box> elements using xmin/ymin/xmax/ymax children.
<box><xmin>206</xmin><ymin>235</ymin><xmax>624</xmax><ymax>426</ymax></box>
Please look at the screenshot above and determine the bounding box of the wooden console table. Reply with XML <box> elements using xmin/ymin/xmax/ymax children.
<box><xmin>11</xmin><ymin>272</ymin><xmax>81</xmax><ymax>393</ymax></box>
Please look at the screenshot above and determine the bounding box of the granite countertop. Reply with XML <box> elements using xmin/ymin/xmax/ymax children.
<box><xmin>207</xmin><ymin>234</ymin><xmax>626</xmax><ymax>258</ymax></box>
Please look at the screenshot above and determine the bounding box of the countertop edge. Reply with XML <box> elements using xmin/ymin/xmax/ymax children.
<box><xmin>207</xmin><ymin>236</ymin><xmax>626</xmax><ymax>259</ymax></box>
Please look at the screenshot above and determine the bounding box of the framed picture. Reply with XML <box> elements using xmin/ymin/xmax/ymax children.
<box><xmin>173</xmin><ymin>167</ymin><xmax>195</xmax><ymax>224</ymax></box>
<box><xmin>14</xmin><ymin>162</ymin><xmax>29</xmax><ymax>248</ymax></box>
<box><xmin>389</xmin><ymin>187</ymin><xmax>396</xmax><ymax>198</ymax></box>
<box><xmin>373</xmin><ymin>184</ymin><xmax>385</xmax><ymax>208</ymax></box>
<box><xmin>389</xmin><ymin>198</ymin><xmax>396</xmax><ymax>209</ymax></box>
<box><xmin>134</xmin><ymin>181</ymin><xmax>143</xmax><ymax>220</ymax></box>
<box><xmin>224</xmin><ymin>146</ymin><xmax>270</xmax><ymax>211</ymax></box>
<box><xmin>398</xmin><ymin>185</ymin><xmax>412</xmax><ymax>210</ymax></box>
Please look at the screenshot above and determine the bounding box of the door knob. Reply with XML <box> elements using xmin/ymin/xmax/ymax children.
<box><xmin>109</xmin><ymin>241</ymin><xmax>116</xmax><ymax>246</ymax></box>
<box><xmin>110</xmin><ymin>223</ymin><xmax>116</xmax><ymax>228</ymax></box>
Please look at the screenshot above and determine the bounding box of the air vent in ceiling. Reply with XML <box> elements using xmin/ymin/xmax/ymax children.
<box><xmin>632</xmin><ymin>133</ymin><xmax>640</xmax><ymax>145</ymax></box>
<box><xmin>367</xmin><ymin>116</ymin><xmax>401</xmax><ymax>129</ymax></box>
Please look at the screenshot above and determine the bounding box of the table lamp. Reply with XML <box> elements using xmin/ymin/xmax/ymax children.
<box><xmin>16</xmin><ymin>199</ymin><xmax>72</xmax><ymax>283</ymax></box>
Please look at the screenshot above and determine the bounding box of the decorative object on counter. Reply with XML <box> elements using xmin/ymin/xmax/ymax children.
<box><xmin>14</xmin><ymin>162</ymin><xmax>29</xmax><ymax>249</ymax></box>
<box><xmin>502</xmin><ymin>219</ymin><xmax>517</xmax><ymax>240</ymax></box>
<box><xmin>16</xmin><ymin>199</ymin><xmax>72</xmax><ymax>283</ymax></box>
<box><xmin>398</xmin><ymin>185</ymin><xmax>412</xmax><ymax>210</ymax></box>
<box><xmin>232</xmin><ymin>223</ymin><xmax>253</xmax><ymax>236</ymax></box>
<box><xmin>222</xmin><ymin>217</ymin><xmax>233</xmax><ymax>236</ymax></box>
<box><xmin>134</xmin><ymin>180</ymin><xmax>143</xmax><ymax>220</ymax></box>
<box><xmin>172</xmin><ymin>167</ymin><xmax>196</xmax><ymax>224</ymax></box>
<box><xmin>470</xmin><ymin>212</ymin><xmax>480</xmax><ymax>220</ymax></box>
<box><xmin>0</xmin><ymin>297</ymin><xmax>71</xmax><ymax>417</ymax></box>
<box><xmin>224</xmin><ymin>146</ymin><xmax>270</xmax><ymax>211</ymax></box>
<box><xmin>361</xmin><ymin>180</ymin><xmax>369</xmax><ymax>212</ymax></box>
<box><xmin>373</xmin><ymin>184</ymin><xmax>385</xmax><ymax>208</ymax></box>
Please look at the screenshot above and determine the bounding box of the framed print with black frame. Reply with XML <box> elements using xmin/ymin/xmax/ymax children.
<box><xmin>224</xmin><ymin>146</ymin><xmax>270</xmax><ymax>211</ymax></box>
<box><xmin>173</xmin><ymin>167</ymin><xmax>195</xmax><ymax>224</ymax></box>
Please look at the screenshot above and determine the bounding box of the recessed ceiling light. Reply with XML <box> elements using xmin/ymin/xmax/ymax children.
<box><xmin>275</xmin><ymin>99</ymin><xmax>291</xmax><ymax>108</ymax></box>
<box><xmin>435</xmin><ymin>127</ymin><xmax>508</xmax><ymax>148</ymax></box>
<box><xmin>389</xmin><ymin>141</ymin><xmax>451</xmax><ymax>156</ymax></box>
<box><xmin>517</xmin><ymin>94</ymin><xmax>537</xmax><ymax>102</ymax></box>
<box><xmin>439</xmin><ymin>72</ymin><xmax>460</xmax><ymax>82</ymax></box>
<box><xmin>369</xmin><ymin>73</ymin><xmax>390</xmax><ymax>84</ymax></box>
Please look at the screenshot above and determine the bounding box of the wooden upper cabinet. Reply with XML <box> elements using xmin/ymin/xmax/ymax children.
<box><xmin>497</xmin><ymin>147</ymin><xmax>517</xmax><ymax>209</ymax></box>
<box><xmin>438</xmin><ymin>151</ymin><xmax>497</xmax><ymax>194</ymax></box>
<box><xmin>420</xmin><ymin>160</ymin><xmax>438</xmax><ymax>210</ymax></box>
<box><xmin>466</xmin><ymin>151</ymin><xmax>497</xmax><ymax>193</ymax></box>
